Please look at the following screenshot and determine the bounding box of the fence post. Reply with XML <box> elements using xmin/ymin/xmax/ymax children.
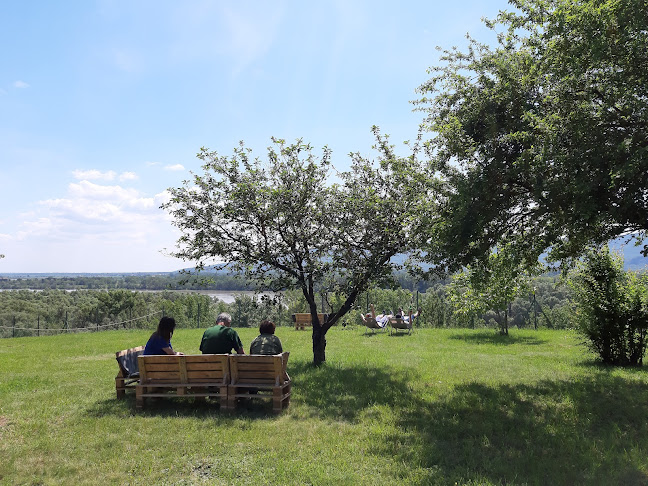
<box><xmin>13</xmin><ymin>315</ymin><xmax>15</xmax><ymax>338</ymax></box>
<box><xmin>197</xmin><ymin>303</ymin><xmax>201</xmax><ymax>329</ymax></box>
<box><xmin>96</xmin><ymin>308</ymin><xmax>99</xmax><ymax>332</ymax></box>
<box><xmin>38</xmin><ymin>315</ymin><xmax>40</xmax><ymax>337</ymax></box>
<box><xmin>65</xmin><ymin>310</ymin><xmax>68</xmax><ymax>331</ymax></box>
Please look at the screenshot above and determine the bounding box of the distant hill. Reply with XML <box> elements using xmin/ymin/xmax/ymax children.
<box><xmin>1</xmin><ymin>240</ymin><xmax>646</xmax><ymax>278</ymax></box>
<box><xmin>610</xmin><ymin>239</ymin><xmax>648</xmax><ymax>271</ymax></box>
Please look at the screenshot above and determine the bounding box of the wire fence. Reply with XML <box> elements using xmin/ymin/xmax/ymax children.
<box><xmin>0</xmin><ymin>310</ymin><xmax>163</xmax><ymax>339</ymax></box>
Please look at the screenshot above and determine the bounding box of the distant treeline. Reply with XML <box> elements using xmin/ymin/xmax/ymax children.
<box><xmin>0</xmin><ymin>273</ymin><xmax>252</xmax><ymax>291</ymax></box>
<box><xmin>0</xmin><ymin>275</ymin><xmax>574</xmax><ymax>338</ymax></box>
<box><xmin>0</xmin><ymin>270</ymin><xmax>433</xmax><ymax>292</ymax></box>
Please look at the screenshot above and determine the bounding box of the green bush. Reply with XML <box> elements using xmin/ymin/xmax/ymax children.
<box><xmin>570</xmin><ymin>248</ymin><xmax>648</xmax><ymax>366</ymax></box>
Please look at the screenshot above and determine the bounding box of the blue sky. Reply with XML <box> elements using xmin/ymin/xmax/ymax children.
<box><xmin>0</xmin><ymin>0</ymin><xmax>504</xmax><ymax>273</ymax></box>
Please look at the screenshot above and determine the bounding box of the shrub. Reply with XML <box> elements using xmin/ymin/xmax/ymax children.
<box><xmin>570</xmin><ymin>247</ymin><xmax>648</xmax><ymax>366</ymax></box>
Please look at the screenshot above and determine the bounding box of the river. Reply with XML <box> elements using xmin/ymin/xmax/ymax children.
<box><xmin>0</xmin><ymin>288</ymin><xmax>278</xmax><ymax>304</ymax></box>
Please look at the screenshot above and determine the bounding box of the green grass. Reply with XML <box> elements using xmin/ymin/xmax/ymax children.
<box><xmin>2</xmin><ymin>327</ymin><xmax>648</xmax><ymax>485</ymax></box>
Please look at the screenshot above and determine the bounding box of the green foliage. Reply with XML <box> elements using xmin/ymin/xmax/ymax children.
<box><xmin>163</xmin><ymin>134</ymin><xmax>438</xmax><ymax>363</ymax></box>
<box><xmin>416</xmin><ymin>0</ymin><xmax>648</xmax><ymax>270</ymax></box>
<box><xmin>448</xmin><ymin>245</ymin><xmax>539</xmax><ymax>334</ymax></box>
<box><xmin>570</xmin><ymin>247</ymin><xmax>648</xmax><ymax>365</ymax></box>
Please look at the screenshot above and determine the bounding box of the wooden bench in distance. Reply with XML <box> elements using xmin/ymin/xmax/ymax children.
<box><xmin>292</xmin><ymin>313</ymin><xmax>325</xmax><ymax>330</ymax></box>
<box><xmin>228</xmin><ymin>352</ymin><xmax>291</xmax><ymax>413</ymax></box>
<box><xmin>115</xmin><ymin>345</ymin><xmax>144</xmax><ymax>399</ymax></box>
<box><xmin>136</xmin><ymin>354</ymin><xmax>229</xmax><ymax>410</ymax></box>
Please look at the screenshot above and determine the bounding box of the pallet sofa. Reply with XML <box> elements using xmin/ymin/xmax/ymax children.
<box><xmin>228</xmin><ymin>352</ymin><xmax>291</xmax><ymax>413</ymax></box>
<box><xmin>292</xmin><ymin>313</ymin><xmax>325</xmax><ymax>330</ymax></box>
<box><xmin>136</xmin><ymin>354</ymin><xmax>229</xmax><ymax>410</ymax></box>
<box><xmin>135</xmin><ymin>352</ymin><xmax>291</xmax><ymax>413</ymax></box>
<box><xmin>115</xmin><ymin>346</ymin><xmax>144</xmax><ymax>398</ymax></box>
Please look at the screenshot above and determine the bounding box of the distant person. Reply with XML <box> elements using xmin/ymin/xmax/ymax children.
<box><xmin>199</xmin><ymin>312</ymin><xmax>244</xmax><ymax>354</ymax></box>
<box><xmin>249</xmin><ymin>320</ymin><xmax>283</xmax><ymax>355</ymax></box>
<box><xmin>144</xmin><ymin>316</ymin><xmax>183</xmax><ymax>355</ymax></box>
<box><xmin>361</xmin><ymin>304</ymin><xmax>390</xmax><ymax>327</ymax></box>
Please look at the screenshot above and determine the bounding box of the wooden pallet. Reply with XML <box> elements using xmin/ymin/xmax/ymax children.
<box><xmin>136</xmin><ymin>354</ymin><xmax>229</xmax><ymax>410</ymax></box>
<box><xmin>292</xmin><ymin>313</ymin><xmax>325</xmax><ymax>330</ymax></box>
<box><xmin>115</xmin><ymin>346</ymin><xmax>144</xmax><ymax>399</ymax></box>
<box><xmin>228</xmin><ymin>352</ymin><xmax>291</xmax><ymax>413</ymax></box>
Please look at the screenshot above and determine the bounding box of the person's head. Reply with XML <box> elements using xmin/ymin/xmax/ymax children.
<box><xmin>156</xmin><ymin>316</ymin><xmax>176</xmax><ymax>341</ymax></box>
<box><xmin>216</xmin><ymin>312</ymin><xmax>232</xmax><ymax>327</ymax></box>
<box><xmin>259</xmin><ymin>319</ymin><xmax>276</xmax><ymax>335</ymax></box>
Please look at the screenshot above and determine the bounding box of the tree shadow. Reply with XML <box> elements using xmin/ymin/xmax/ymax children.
<box><xmin>286</xmin><ymin>360</ymin><xmax>417</xmax><ymax>421</ymax></box>
<box><xmin>449</xmin><ymin>330</ymin><xmax>548</xmax><ymax>346</ymax></box>
<box><xmin>577</xmin><ymin>358</ymin><xmax>648</xmax><ymax>374</ymax></box>
<box><xmin>373</xmin><ymin>374</ymin><xmax>648</xmax><ymax>485</ymax></box>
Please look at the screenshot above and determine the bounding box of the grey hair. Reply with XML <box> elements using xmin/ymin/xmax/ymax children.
<box><xmin>216</xmin><ymin>312</ymin><xmax>232</xmax><ymax>325</ymax></box>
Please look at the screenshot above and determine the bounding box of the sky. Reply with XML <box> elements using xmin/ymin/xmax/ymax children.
<box><xmin>0</xmin><ymin>0</ymin><xmax>506</xmax><ymax>273</ymax></box>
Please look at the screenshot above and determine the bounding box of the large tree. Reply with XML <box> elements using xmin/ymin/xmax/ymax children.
<box><xmin>416</xmin><ymin>0</ymin><xmax>648</xmax><ymax>270</ymax></box>
<box><xmin>163</xmin><ymin>133</ymin><xmax>437</xmax><ymax>365</ymax></box>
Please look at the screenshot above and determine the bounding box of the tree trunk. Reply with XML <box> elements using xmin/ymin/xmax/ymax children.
<box><xmin>312</xmin><ymin>324</ymin><xmax>327</xmax><ymax>366</ymax></box>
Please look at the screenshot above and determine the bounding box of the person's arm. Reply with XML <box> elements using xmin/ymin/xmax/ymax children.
<box><xmin>162</xmin><ymin>345</ymin><xmax>183</xmax><ymax>355</ymax></box>
<box><xmin>370</xmin><ymin>304</ymin><xmax>377</xmax><ymax>318</ymax></box>
<box><xmin>234</xmin><ymin>332</ymin><xmax>245</xmax><ymax>354</ymax></box>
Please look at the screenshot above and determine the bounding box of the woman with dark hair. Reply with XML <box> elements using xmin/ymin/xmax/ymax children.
<box><xmin>144</xmin><ymin>316</ymin><xmax>183</xmax><ymax>355</ymax></box>
<box><xmin>249</xmin><ymin>320</ymin><xmax>283</xmax><ymax>355</ymax></box>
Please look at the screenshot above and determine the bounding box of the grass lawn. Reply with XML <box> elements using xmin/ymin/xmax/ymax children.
<box><xmin>2</xmin><ymin>326</ymin><xmax>648</xmax><ymax>485</ymax></box>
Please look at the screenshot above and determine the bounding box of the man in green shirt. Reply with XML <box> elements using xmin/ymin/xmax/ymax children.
<box><xmin>199</xmin><ymin>312</ymin><xmax>244</xmax><ymax>354</ymax></box>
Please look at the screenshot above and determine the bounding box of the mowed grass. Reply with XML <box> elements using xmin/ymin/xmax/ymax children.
<box><xmin>2</xmin><ymin>326</ymin><xmax>648</xmax><ymax>485</ymax></box>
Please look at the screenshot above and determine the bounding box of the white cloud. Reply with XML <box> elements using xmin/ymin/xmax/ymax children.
<box><xmin>164</xmin><ymin>164</ymin><xmax>185</xmax><ymax>171</ymax></box>
<box><xmin>145</xmin><ymin>161</ymin><xmax>161</xmax><ymax>167</ymax></box>
<box><xmin>119</xmin><ymin>171</ymin><xmax>138</xmax><ymax>181</ymax></box>
<box><xmin>13</xmin><ymin>80</ymin><xmax>30</xmax><ymax>88</ymax></box>
<box><xmin>72</xmin><ymin>169</ymin><xmax>117</xmax><ymax>181</ymax></box>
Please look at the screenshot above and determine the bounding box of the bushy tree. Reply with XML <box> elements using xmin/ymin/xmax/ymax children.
<box><xmin>448</xmin><ymin>245</ymin><xmax>538</xmax><ymax>334</ymax></box>
<box><xmin>416</xmin><ymin>0</ymin><xmax>648</xmax><ymax>271</ymax></box>
<box><xmin>570</xmin><ymin>247</ymin><xmax>648</xmax><ymax>365</ymax></box>
<box><xmin>163</xmin><ymin>134</ymin><xmax>437</xmax><ymax>364</ymax></box>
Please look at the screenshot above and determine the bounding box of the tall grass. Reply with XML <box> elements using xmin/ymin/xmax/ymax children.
<box><xmin>1</xmin><ymin>327</ymin><xmax>647</xmax><ymax>485</ymax></box>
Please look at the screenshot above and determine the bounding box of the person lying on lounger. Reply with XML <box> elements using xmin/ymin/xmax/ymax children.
<box><xmin>395</xmin><ymin>307</ymin><xmax>422</xmax><ymax>323</ymax></box>
<box><xmin>360</xmin><ymin>304</ymin><xmax>389</xmax><ymax>327</ymax></box>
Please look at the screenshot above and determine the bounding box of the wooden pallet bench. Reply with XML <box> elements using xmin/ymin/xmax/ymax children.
<box><xmin>228</xmin><ymin>352</ymin><xmax>291</xmax><ymax>413</ymax></box>
<box><xmin>292</xmin><ymin>313</ymin><xmax>325</xmax><ymax>330</ymax></box>
<box><xmin>115</xmin><ymin>345</ymin><xmax>144</xmax><ymax>399</ymax></box>
<box><xmin>136</xmin><ymin>354</ymin><xmax>229</xmax><ymax>410</ymax></box>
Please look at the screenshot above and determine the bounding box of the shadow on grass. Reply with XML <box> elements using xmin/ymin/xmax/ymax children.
<box><xmin>87</xmin><ymin>360</ymin><xmax>648</xmax><ymax>484</ymax></box>
<box><xmin>577</xmin><ymin>358</ymin><xmax>648</xmax><ymax>375</ymax></box>
<box><xmin>376</xmin><ymin>374</ymin><xmax>648</xmax><ymax>485</ymax></box>
<box><xmin>86</xmin><ymin>392</ymin><xmax>285</xmax><ymax>420</ymax></box>
<box><xmin>289</xmin><ymin>360</ymin><xmax>417</xmax><ymax>421</ymax></box>
<box><xmin>449</xmin><ymin>330</ymin><xmax>548</xmax><ymax>346</ymax></box>
<box><xmin>290</xmin><ymin>359</ymin><xmax>648</xmax><ymax>484</ymax></box>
